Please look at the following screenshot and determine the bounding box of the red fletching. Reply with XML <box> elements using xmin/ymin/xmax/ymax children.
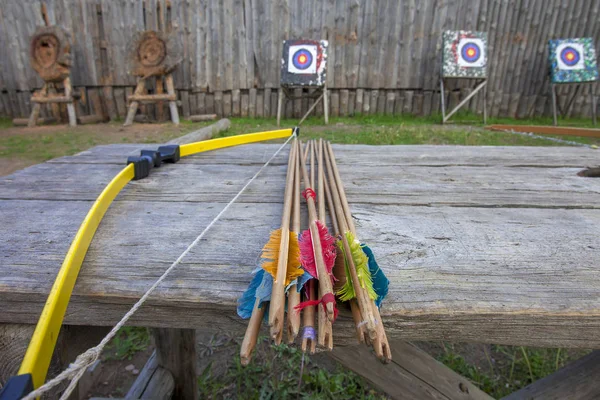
<box><xmin>294</xmin><ymin>292</ymin><xmax>338</xmax><ymax>321</ymax></box>
<box><xmin>299</xmin><ymin>220</ymin><xmax>337</xmax><ymax>279</ymax></box>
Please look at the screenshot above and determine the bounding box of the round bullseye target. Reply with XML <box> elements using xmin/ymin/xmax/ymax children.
<box><xmin>292</xmin><ymin>49</ymin><xmax>313</xmax><ymax>70</ymax></box>
<box><xmin>287</xmin><ymin>44</ymin><xmax>318</xmax><ymax>74</ymax></box>
<box><xmin>461</xmin><ymin>42</ymin><xmax>481</xmax><ymax>63</ymax></box>
<box><xmin>560</xmin><ymin>46</ymin><xmax>581</xmax><ymax>67</ymax></box>
<box><xmin>555</xmin><ymin>42</ymin><xmax>585</xmax><ymax>70</ymax></box>
<box><xmin>456</xmin><ymin>38</ymin><xmax>486</xmax><ymax>68</ymax></box>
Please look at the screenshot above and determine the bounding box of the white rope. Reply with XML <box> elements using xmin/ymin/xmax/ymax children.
<box><xmin>24</xmin><ymin>134</ymin><xmax>295</xmax><ymax>400</ymax></box>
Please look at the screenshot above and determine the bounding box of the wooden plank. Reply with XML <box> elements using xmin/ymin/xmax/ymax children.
<box><xmin>152</xmin><ymin>328</ymin><xmax>197</xmax><ymax>400</ymax></box>
<box><xmin>376</xmin><ymin>90</ymin><xmax>386</xmax><ymax>114</ymax></box>
<box><xmin>395</xmin><ymin>91</ymin><xmax>405</xmax><ymax>115</ymax></box>
<box><xmin>355</xmin><ymin>89</ymin><xmax>364</xmax><ymax>115</ymax></box>
<box><xmin>222</xmin><ymin>91</ymin><xmax>232</xmax><ymax>117</ymax></box>
<box><xmin>197</xmin><ymin>92</ymin><xmax>206</xmax><ymax>114</ymax></box>
<box><xmin>330</xmin><ymin>91</ymin><xmax>340</xmax><ymax>118</ymax></box>
<box><xmin>2</xmin><ymin>145</ymin><xmax>600</xmax><ymax>348</ymax></box>
<box><xmin>102</xmin><ymin>87</ymin><xmax>118</xmax><ymax>120</ymax></box>
<box><xmin>348</xmin><ymin>90</ymin><xmax>356</xmax><ymax>116</ymax></box>
<box><xmin>487</xmin><ymin>125</ymin><xmax>600</xmax><ymax>138</ymax></box>
<box><xmin>340</xmin><ymin>90</ymin><xmax>349</xmax><ymax>116</ymax></box>
<box><xmin>113</xmin><ymin>88</ymin><xmax>127</xmax><ymax>119</ymax></box>
<box><xmin>249</xmin><ymin>88</ymin><xmax>257</xmax><ymax>118</ymax></box>
<box><xmin>256</xmin><ymin>91</ymin><xmax>264</xmax><ymax>118</ymax></box>
<box><xmin>403</xmin><ymin>90</ymin><xmax>414</xmax><ymax>114</ymax></box>
<box><xmin>214</xmin><ymin>91</ymin><xmax>223</xmax><ymax>117</ymax></box>
<box><xmin>502</xmin><ymin>351</ymin><xmax>600</xmax><ymax>400</ymax></box>
<box><xmin>189</xmin><ymin>90</ymin><xmax>198</xmax><ymax>115</ymax></box>
<box><xmin>241</xmin><ymin>91</ymin><xmax>249</xmax><ymax>117</ymax></box>
<box><xmin>331</xmin><ymin>340</ymin><xmax>492</xmax><ymax>400</ymax></box>
<box><xmin>369</xmin><ymin>90</ymin><xmax>378</xmax><ymax>115</ymax></box>
<box><xmin>232</xmin><ymin>89</ymin><xmax>241</xmax><ymax>117</ymax></box>
<box><xmin>126</xmin><ymin>351</ymin><xmax>174</xmax><ymax>399</ymax></box>
<box><xmin>263</xmin><ymin>88</ymin><xmax>271</xmax><ymax>118</ymax></box>
<box><xmin>180</xmin><ymin>90</ymin><xmax>191</xmax><ymax>119</ymax></box>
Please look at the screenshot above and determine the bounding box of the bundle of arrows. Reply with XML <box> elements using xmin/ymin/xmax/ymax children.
<box><xmin>237</xmin><ymin>138</ymin><xmax>391</xmax><ymax>364</ymax></box>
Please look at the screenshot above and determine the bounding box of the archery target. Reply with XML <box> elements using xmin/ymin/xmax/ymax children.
<box><xmin>556</xmin><ymin>42</ymin><xmax>585</xmax><ymax>70</ymax></box>
<box><xmin>457</xmin><ymin>38</ymin><xmax>485</xmax><ymax>67</ymax></box>
<box><xmin>288</xmin><ymin>44</ymin><xmax>317</xmax><ymax>74</ymax></box>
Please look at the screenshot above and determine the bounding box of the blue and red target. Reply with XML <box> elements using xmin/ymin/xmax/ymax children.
<box><xmin>460</xmin><ymin>42</ymin><xmax>481</xmax><ymax>63</ymax></box>
<box><xmin>292</xmin><ymin>49</ymin><xmax>313</xmax><ymax>70</ymax></box>
<box><xmin>560</xmin><ymin>46</ymin><xmax>581</xmax><ymax>67</ymax></box>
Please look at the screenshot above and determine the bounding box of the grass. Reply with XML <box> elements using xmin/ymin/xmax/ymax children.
<box><xmin>433</xmin><ymin>343</ymin><xmax>590</xmax><ymax>398</ymax></box>
<box><xmin>198</xmin><ymin>340</ymin><xmax>385</xmax><ymax>400</ymax></box>
<box><xmin>104</xmin><ymin>327</ymin><xmax>150</xmax><ymax>361</ymax></box>
<box><xmin>0</xmin><ymin>118</ymin><xmax>214</xmax><ymax>174</ymax></box>
<box><xmin>215</xmin><ymin>113</ymin><xmax>600</xmax><ymax>147</ymax></box>
<box><xmin>1</xmin><ymin>114</ymin><xmax>599</xmax><ymax>174</ymax></box>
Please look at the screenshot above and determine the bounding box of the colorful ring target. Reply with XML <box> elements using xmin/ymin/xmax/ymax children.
<box><xmin>292</xmin><ymin>49</ymin><xmax>313</xmax><ymax>70</ymax></box>
<box><xmin>560</xmin><ymin>46</ymin><xmax>581</xmax><ymax>67</ymax></box>
<box><xmin>460</xmin><ymin>42</ymin><xmax>481</xmax><ymax>64</ymax></box>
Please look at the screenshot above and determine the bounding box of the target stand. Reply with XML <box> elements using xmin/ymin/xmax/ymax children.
<box><xmin>124</xmin><ymin>30</ymin><xmax>182</xmax><ymax>126</ymax></box>
<box><xmin>27</xmin><ymin>26</ymin><xmax>78</xmax><ymax>127</ymax></box>
<box><xmin>548</xmin><ymin>38</ymin><xmax>598</xmax><ymax>126</ymax></box>
<box><xmin>440</xmin><ymin>31</ymin><xmax>488</xmax><ymax>124</ymax></box>
<box><xmin>277</xmin><ymin>39</ymin><xmax>329</xmax><ymax>127</ymax></box>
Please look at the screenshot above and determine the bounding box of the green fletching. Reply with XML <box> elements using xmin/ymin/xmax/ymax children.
<box><xmin>336</xmin><ymin>231</ymin><xmax>377</xmax><ymax>302</ymax></box>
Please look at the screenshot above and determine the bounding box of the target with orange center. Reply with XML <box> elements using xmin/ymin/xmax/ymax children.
<box><xmin>560</xmin><ymin>46</ymin><xmax>581</xmax><ymax>67</ymax></box>
<box><xmin>292</xmin><ymin>49</ymin><xmax>313</xmax><ymax>71</ymax></box>
<box><xmin>461</xmin><ymin>42</ymin><xmax>481</xmax><ymax>64</ymax></box>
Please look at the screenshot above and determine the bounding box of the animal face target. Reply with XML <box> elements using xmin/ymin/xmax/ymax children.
<box><xmin>549</xmin><ymin>38</ymin><xmax>598</xmax><ymax>83</ymax></box>
<box><xmin>442</xmin><ymin>31</ymin><xmax>487</xmax><ymax>78</ymax></box>
<box><xmin>281</xmin><ymin>40</ymin><xmax>328</xmax><ymax>86</ymax></box>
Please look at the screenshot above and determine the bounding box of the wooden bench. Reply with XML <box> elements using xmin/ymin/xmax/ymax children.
<box><xmin>1</xmin><ymin>144</ymin><xmax>600</xmax><ymax>398</ymax></box>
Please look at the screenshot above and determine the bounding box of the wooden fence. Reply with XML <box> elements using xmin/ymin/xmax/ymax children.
<box><xmin>1</xmin><ymin>0</ymin><xmax>600</xmax><ymax>121</ymax></box>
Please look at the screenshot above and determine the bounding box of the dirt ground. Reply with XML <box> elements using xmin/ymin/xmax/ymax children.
<box><xmin>0</xmin><ymin>121</ymin><xmax>207</xmax><ymax>176</ymax></box>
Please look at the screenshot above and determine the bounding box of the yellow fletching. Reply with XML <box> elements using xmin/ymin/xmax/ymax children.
<box><xmin>261</xmin><ymin>229</ymin><xmax>303</xmax><ymax>287</ymax></box>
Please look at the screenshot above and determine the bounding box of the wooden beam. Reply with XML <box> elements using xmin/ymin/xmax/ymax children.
<box><xmin>13</xmin><ymin>117</ymin><xmax>57</xmax><ymax>126</ymax></box>
<box><xmin>30</xmin><ymin>96</ymin><xmax>74</xmax><ymax>104</ymax></box>
<box><xmin>126</xmin><ymin>351</ymin><xmax>174</xmax><ymax>399</ymax></box>
<box><xmin>487</xmin><ymin>124</ymin><xmax>600</xmax><ymax>139</ymax></box>
<box><xmin>152</xmin><ymin>328</ymin><xmax>197</xmax><ymax>400</ymax></box>
<box><xmin>502</xmin><ymin>351</ymin><xmax>600</xmax><ymax>400</ymax></box>
<box><xmin>128</xmin><ymin>94</ymin><xmax>177</xmax><ymax>102</ymax></box>
<box><xmin>167</xmin><ymin>118</ymin><xmax>230</xmax><ymax>145</ymax></box>
<box><xmin>330</xmin><ymin>340</ymin><xmax>493</xmax><ymax>400</ymax></box>
<box><xmin>189</xmin><ymin>114</ymin><xmax>217</xmax><ymax>122</ymax></box>
<box><xmin>443</xmin><ymin>80</ymin><xmax>487</xmax><ymax>123</ymax></box>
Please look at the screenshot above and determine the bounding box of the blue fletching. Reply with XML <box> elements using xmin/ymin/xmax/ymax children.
<box><xmin>255</xmin><ymin>271</ymin><xmax>273</xmax><ymax>304</ymax></box>
<box><xmin>237</xmin><ymin>268</ymin><xmax>265</xmax><ymax>319</ymax></box>
<box><xmin>361</xmin><ymin>244</ymin><xmax>389</xmax><ymax>308</ymax></box>
<box><xmin>296</xmin><ymin>271</ymin><xmax>313</xmax><ymax>292</ymax></box>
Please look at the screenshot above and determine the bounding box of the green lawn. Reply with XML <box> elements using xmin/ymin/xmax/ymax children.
<box><xmin>1</xmin><ymin>114</ymin><xmax>598</xmax><ymax>173</ymax></box>
<box><xmin>219</xmin><ymin>113</ymin><xmax>600</xmax><ymax>147</ymax></box>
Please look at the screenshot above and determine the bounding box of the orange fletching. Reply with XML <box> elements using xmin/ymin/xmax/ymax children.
<box><xmin>261</xmin><ymin>229</ymin><xmax>303</xmax><ymax>286</ymax></box>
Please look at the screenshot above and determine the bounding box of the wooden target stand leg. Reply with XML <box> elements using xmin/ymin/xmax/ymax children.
<box><xmin>124</xmin><ymin>73</ymin><xmax>179</xmax><ymax>127</ymax></box>
<box><xmin>28</xmin><ymin>77</ymin><xmax>77</xmax><ymax>127</ymax></box>
<box><xmin>551</xmin><ymin>82</ymin><xmax>597</xmax><ymax>126</ymax></box>
<box><xmin>440</xmin><ymin>77</ymin><xmax>487</xmax><ymax>124</ymax></box>
<box><xmin>276</xmin><ymin>85</ymin><xmax>329</xmax><ymax>127</ymax></box>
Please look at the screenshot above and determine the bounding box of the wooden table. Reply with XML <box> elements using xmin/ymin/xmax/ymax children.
<box><xmin>1</xmin><ymin>143</ymin><xmax>600</xmax><ymax>397</ymax></box>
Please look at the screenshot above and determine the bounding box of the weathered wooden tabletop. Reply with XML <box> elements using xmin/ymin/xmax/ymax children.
<box><xmin>1</xmin><ymin>144</ymin><xmax>599</xmax><ymax>348</ymax></box>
